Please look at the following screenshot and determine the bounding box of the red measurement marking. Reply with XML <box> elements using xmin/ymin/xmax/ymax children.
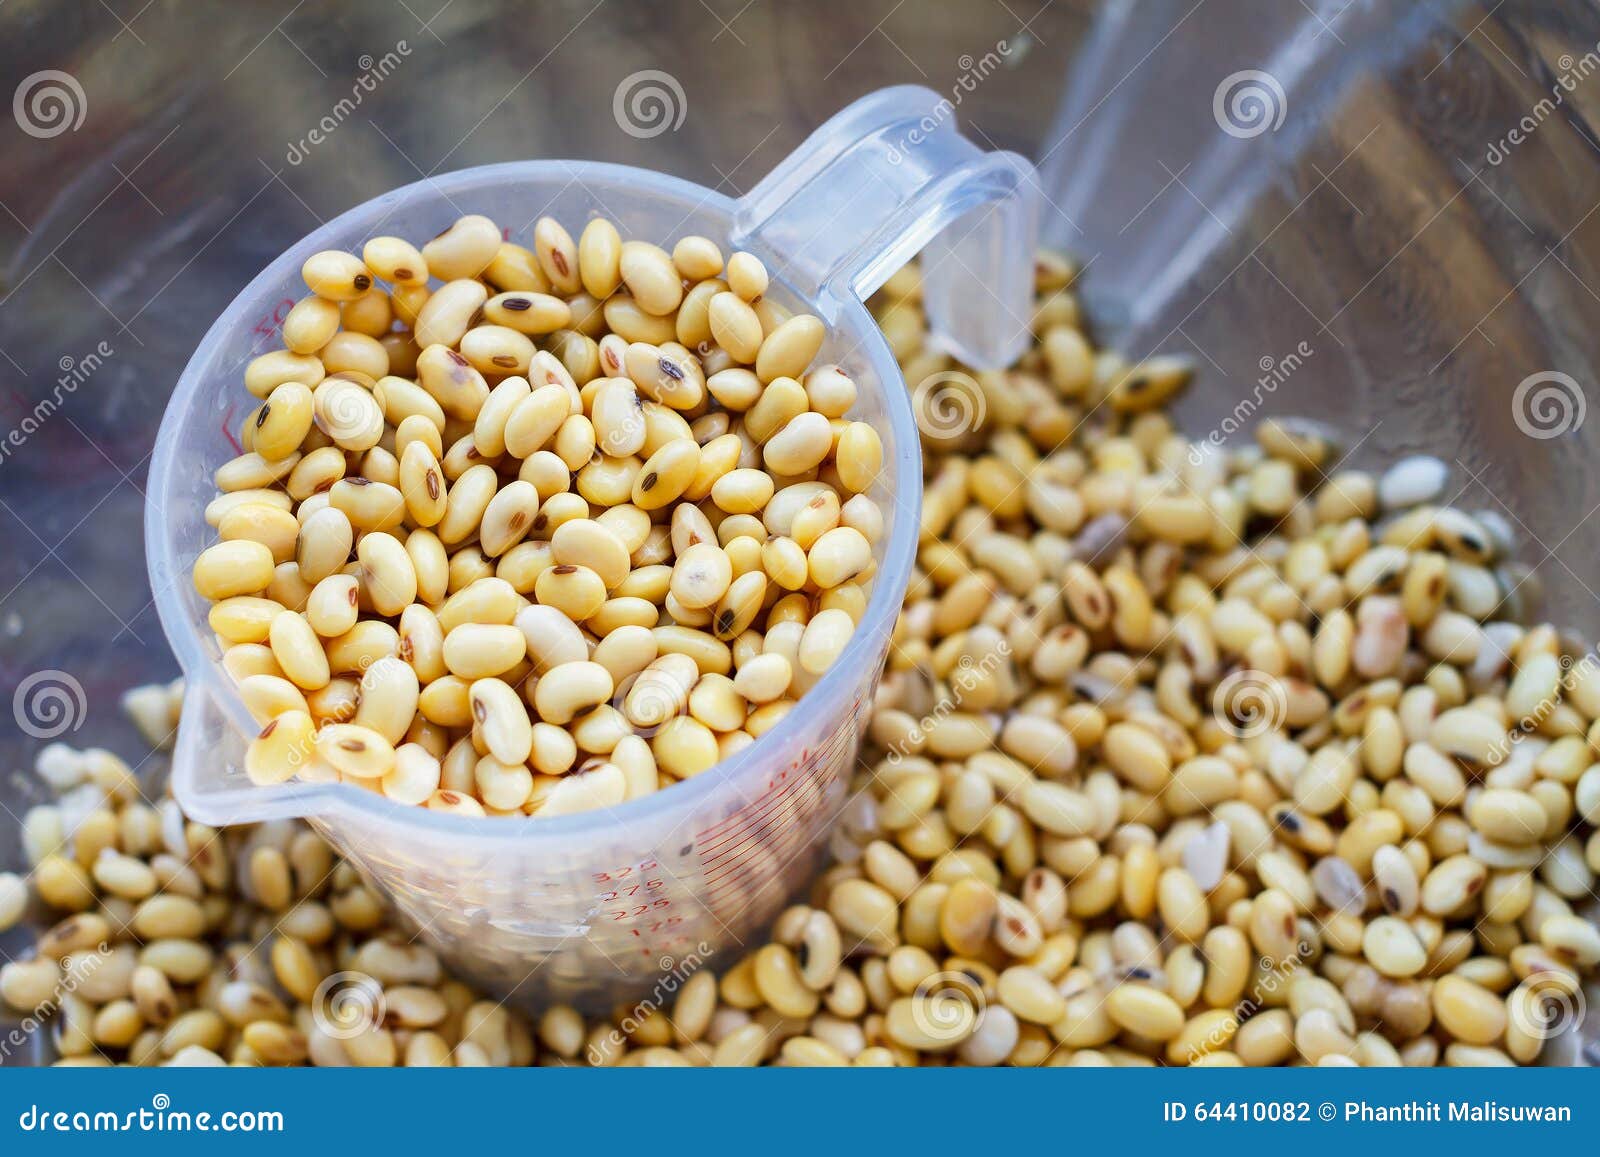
<box><xmin>699</xmin><ymin>775</ymin><xmax>804</xmax><ymax>860</ymax></box>
<box><xmin>706</xmin><ymin>858</ymin><xmax>777</xmax><ymax>901</ymax></box>
<box><xmin>704</xmin><ymin>784</ymin><xmax>828</xmax><ymax>900</ymax></box>
<box><xmin>250</xmin><ymin>297</ymin><xmax>295</xmax><ymax>342</ymax></box>
<box><xmin>594</xmin><ymin>858</ymin><xmax>673</xmax><ymax>924</ymax></box>
<box><xmin>220</xmin><ymin>403</ymin><xmax>243</xmax><ymax>453</ymax></box>
<box><xmin>697</xmin><ymin>767</ymin><xmax>803</xmax><ymax>844</ymax></box>
<box><xmin>701</xmin><ymin>776</ymin><xmax>832</xmax><ymax>906</ymax></box>
<box><xmin>606</xmin><ymin>898</ymin><xmax>670</xmax><ymax>921</ymax></box>
<box><xmin>694</xmin><ymin>712</ymin><xmax>864</xmax><ymax>914</ymax></box>
<box><xmin>711</xmin><ymin>776</ymin><xmax>825</xmax><ymax>861</ymax></box>
<box><xmin>698</xmin><ymin>721</ymin><xmax>855</xmax><ymax>854</ymax></box>
<box><xmin>702</xmin><ymin>773</ymin><xmax>816</xmax><ymax>867</ymax></box>
<box><xmin>627</xmin><ymin>917</ymin><xmax>685</xmax><ymax>940</ymax></box>
<box><xmin>593</xmin><ymin>859</ymin><xmax>658</xmax><ymax>884</ymax></box>
<box><xmin>706</xmin><ymin>831</ymin><xmax>821</xmax><ymax>901</ymax></box>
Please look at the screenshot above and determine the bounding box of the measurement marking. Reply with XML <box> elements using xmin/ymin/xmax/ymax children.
<box><xmin>695</xmin><ymin>702</ymin><xmax>864</xmax><ymax>913</ymax></box>
<box><xmin>695</xmin><ymin>723</ymin><xmax>854</xmax><ymax>849</ymax></box>
<box><xmin>700</xmin><ymin>760</ymin><xmax>829</xmax><ymax>865</ymax></box>
<box><xmin>699</xmin><ymin>771</ymin><xmax>811</xmax><ymax>859</ymax></box>
<box><xmin>694</xmin><ymin>767</ymin><xmax>796</xmax><ymax>842</ymax></box>
<box><xmin>702</xmin><ymin>771</ymin><xmax>827</xmax><ymax>872</ymax></box>
<box><xmin>704</xmin><ymin>778</ymin><xmax>830</xmax><ymax>900</ymax></box>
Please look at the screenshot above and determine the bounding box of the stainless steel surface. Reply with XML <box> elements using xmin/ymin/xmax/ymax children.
<box><xmin>3</xmin><ymin>0</ymin><xmax>1600</xmax><ymax>1061</ymax></box>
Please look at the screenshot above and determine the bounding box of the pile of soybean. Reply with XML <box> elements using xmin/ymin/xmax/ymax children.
<box><xmin>3</xmin><ymin>252</ymin><xmax>1598</xmax><ymax>1066</ymax></box>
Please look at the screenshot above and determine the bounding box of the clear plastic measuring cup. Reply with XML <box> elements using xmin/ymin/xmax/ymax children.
<box><xmin>146</xmin><ymin>86</ymin><xmax>1037</xmax><ymax>1008</ymax></box>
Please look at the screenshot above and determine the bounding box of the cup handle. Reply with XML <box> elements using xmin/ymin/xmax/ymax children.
<box><xmin>730</xmin><ymin>85</ymin><xmax>1038</xmax><ymax>370</ymax></box>
<box><xmin>171</xmin><ymin>679</ymin><xmax>320</xmax><ymax>826</ymax></box>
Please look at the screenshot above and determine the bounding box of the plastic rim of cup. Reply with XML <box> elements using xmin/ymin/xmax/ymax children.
<box><xmin>147</xmin><ymin>84</ymin><xmax>1040</xmax><ymax>839</ymax></box>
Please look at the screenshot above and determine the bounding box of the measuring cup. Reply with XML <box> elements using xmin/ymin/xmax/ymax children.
<box><xmin>147</xmin><ymin>85</ymin><xmax>1038</xmax><ymax>1008</ymax></box>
